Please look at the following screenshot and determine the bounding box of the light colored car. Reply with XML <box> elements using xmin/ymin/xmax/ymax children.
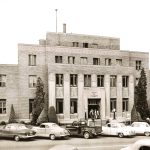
<box><xmin>33</xmin><ymin>122</ymin><xmax>70</xmax><ymax>140</ymax></box>
<box><xmin>0</xmin><ymin>123</ymin><xmax>36</xmax><ymax>141</ymax></box>
<box><xmin>131</xmin><ymin>122</ymin><xmax>150</xmax><ymax>136</ymax></box>
<box><xmin>102</xmin><ymin>122</ymin><xmax>135</xmax><ymax>138</ymax></box>
<box><xmin>120</xmin><ymin>139</ymin><xmax>150</xmax><ymax>150</ymax></box>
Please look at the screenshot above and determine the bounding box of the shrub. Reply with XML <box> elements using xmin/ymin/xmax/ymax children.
<box><xmin>0</xmin><ymin>121</ymin><xmax>6</xmax><ymax>125</ymax></box>
<box><xmin>48</xmin><ymin>106</ymin><xmax>58</xmax><ymax>124</ymax></box>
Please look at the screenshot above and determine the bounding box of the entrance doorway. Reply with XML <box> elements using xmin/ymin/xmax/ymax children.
<box><xmin>88</xmin><ymin>99</ymin><xmax>100</xmax><ymax>119</ymax></box>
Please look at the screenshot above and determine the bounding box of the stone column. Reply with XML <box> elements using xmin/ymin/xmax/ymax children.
<box><xmin>64</xmin><ymin>73</ymin><xmax>70</xmax><ymax>120</ymax></box>
<box><xmin>48</xmin><ymin>73</ymin><xmax>56</xmax><ymax>107</ymax></box>
<box><xmin>117</xmin><ymin>75</ymin><xmax>122</xmax><ymax>117</ymax></box>
<box><xmin>78</xmin><ymin>74</ymin><xmax>84</xmax><ymax>119</ymax></box>
<box><xmin>104</xmin><ymin>74</ymin><xmax>110</xmax><ymax>118</ymax></box>
<box><xmin>129</xmin><ymin>74</ymin><xmax>134</xmax><ymax>111</ymax></box>
<box><xmin>91</xmin><ymin>74</ymin><xmax>97</xmax><ymax>87</ymax></box>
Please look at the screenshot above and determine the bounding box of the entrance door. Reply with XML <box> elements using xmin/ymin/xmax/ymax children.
<box><xmin>88</xmin><ymin>99</ymin><xmax>100</xmax><ymax>119</ymax></box>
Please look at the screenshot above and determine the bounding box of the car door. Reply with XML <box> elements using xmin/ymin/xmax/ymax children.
<box><xmin>110</xmin><ymin>123</ymin><xmax>118</xmax><ymax>135</ymax></box>
<box><xmin>132</xmin><ymin>123</ymin><xmax>143</xmax><ymax>134</ymax></box>
<box><xmin>103</xmin><ymin>123</ymin><xmax>111</xmax><ymax>135</ymax></box>
<box><xmin>37</xmin><ymin>124</ymin><xmax>46</xmax><ymax>137</ymax></box>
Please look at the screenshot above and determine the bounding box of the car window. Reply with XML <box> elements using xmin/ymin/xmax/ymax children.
<box><xmin>40</xmin><ymin>125</ymin><xmax>45</xmax><ymax>128</ymax></box>
<box><xmin>107</xmin><ymin>124</ymin><xmax>111</xmax><ymax>127</ymax></box>
<box><xmin>139</xmin><ymin>146</ymin><xmax>150</xmax><ymax>150</ymax></box>
<box><xmin>18</xmin><ymin>125</ymin><xmax>27</xmax><ymax>130</ymax></box>
<box><xmin>52</xmin><ymin>124</ymin><xmax>59</xmax><ymax>127</ymax></box>
<box><xmin>5</xmin><ymin>125</ymin><xmax>16</xmax><ymax>130</ymax></box>
<box><xmin>111</xmin><ymin>124</ymin><xmax>117</xmax><ymax>128</ymax></box>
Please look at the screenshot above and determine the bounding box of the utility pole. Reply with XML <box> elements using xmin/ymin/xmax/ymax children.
<box><xmin>55</xmin><ymin>9</ymin><xmax>58</xmax><ymax>33</ymax></box>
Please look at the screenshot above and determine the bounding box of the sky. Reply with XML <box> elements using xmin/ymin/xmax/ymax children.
<box><xmin>0</xmin><ymin>0</ymin><xmax>150</xmax><ymax>65</ymax></box>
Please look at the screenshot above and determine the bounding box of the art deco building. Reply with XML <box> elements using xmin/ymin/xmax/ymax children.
<box><xmin>0</xmin><ymin>25</ymin><xmax>149</xmax><ymax>123</ymax></box>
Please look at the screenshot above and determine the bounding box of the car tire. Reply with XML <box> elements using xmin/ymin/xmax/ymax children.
<box><xmin>50</xmin><ymin>134</ymin><xmax>56</xmax><ymax>140</ymax></box>
<box><xmin>118</xmin><ymin>133</ymin><xmax>124</xmax><ymax>138</ymax></box>
<box><xmin>144</xmin><ymin>132</ymin><xmax>150</xmax><ymax>136</ymax></box>
<box><xmin>83</xmin><ymin>132</ymin><xmax>90</xmax><ymax>139</ymax></box>
<box><xmin>14</xmin><ymin>135</ymin><xmax>20</xmax><ymax>141</ymax></box>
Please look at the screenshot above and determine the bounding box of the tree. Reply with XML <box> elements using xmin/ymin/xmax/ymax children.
<box><xmin>135</xmin><ymin>68</ymin><xmax>150</xmax><ymax>120</ymax></box>
<box><xmin>32</xmin><ymin>77</ymin><xmax>45</xmax><ymax>125</ymax></box>
<box><xmin>48</xmin><ymin>106</ymin><xmax>58</xmax><ymax>124</ymax></box>
<box><xmin>8</xmin><ymin>104</ymin><xmax>17</xmax><ymax>123</ymax></box>
<box><xmin>37</xmin><ymin>107</ymin><xmax>48</xmax><ymax>124</ymax></box>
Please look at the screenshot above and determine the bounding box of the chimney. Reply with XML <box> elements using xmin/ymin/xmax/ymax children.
<box><xmin>63</xmin><ymin>23</ymin><xmax>66</xmax><ymax>33</ymax></box>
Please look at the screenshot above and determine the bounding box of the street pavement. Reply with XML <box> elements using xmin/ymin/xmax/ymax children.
<box><xmin>0</xmin><ymin>136</ymin><xmax>149</xmax><ymax>150</ymax></box>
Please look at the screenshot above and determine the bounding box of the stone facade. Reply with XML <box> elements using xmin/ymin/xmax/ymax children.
<box><xmin>0</xmin><ymin>32</ymin><xmax>149</xmax><ymax>123</ymax></box>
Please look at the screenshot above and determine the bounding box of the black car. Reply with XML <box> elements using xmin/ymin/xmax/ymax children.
<box><xmin>66</xmin><ymin>119</ymin><xmax>102</xmax><ymax>139</ymax></box>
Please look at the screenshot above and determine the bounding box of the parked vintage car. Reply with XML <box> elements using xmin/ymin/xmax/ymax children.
<box><xmin>120</xmin><ymin>139</ymin><xmax>150</xmax><ymax>150</ymax></box>
<box><xmin>66</xmin><ymin>119</ymin><xmax>102</xmax><ymax>139</ymax></box>
<box><xmin>131</xmin><ymin>122</ymin><xmax>150</xmax><ymax>136</ymax></box>
<box><xmin>32</xmin><ymin>122</ymin><xmax>70</xmax><ymax>140</ymax></box>
<box><xmin>0</xmin><ymin>123</ymin><xmax>36</xmax><ymax>141</ymax></box>
<box><xmin>102</xmin><ymin>122</ymin><xmax>135</xmax><ymax>138</ymax></box>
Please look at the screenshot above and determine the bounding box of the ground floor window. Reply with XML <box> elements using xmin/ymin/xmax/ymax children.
<box><xmin>110</xmin><ymin>98</ymin><xmax>116</xmax><ymax>112</ymax></box>
<box><xmin>70</xmin><ymin>99</ymin><xmax>77</xmax><ymax>114</ymax></box>
<box><xmin>56</xmin><ymin>99</ymin><xmax>63</xmax><ymax>114</ymax></box>
<box><xmin>0</xmin><ymin>99</ymin><xmax>6</xmax><ymax>114</ymax></box>
<box><xmin>29</xmin><ymin>99</ymin><xmax>34</xmax><ymax>118</ymax></box>
<box><xmin>122</xmin><ymin>98</ymin><xmax>128</xmax><ymax>111</ymax></box>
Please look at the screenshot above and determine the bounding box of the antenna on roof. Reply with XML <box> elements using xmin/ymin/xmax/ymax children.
<box><xmin>55</xmin><ymin>9</ymin><xmax>58</xmax><ymax>33</ymax></box>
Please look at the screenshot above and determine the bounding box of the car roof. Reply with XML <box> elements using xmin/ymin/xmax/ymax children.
<box><xmin>132</xmin><ymin>139</ymin><xmax>150</xmax><ymax>148</ymax></box>
<box><xmin>41</xmin><ymin>123</ymin><xmax>57</xmax><ymax>125</ymax></box>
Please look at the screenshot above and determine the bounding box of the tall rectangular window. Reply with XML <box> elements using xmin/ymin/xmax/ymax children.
<box><xmin>29</xmin><ymin>99</ymin><xmax>34</xmax><ymax>118</ymax></box>
<box><xmin>0</xmin><ymin>99</ymin><xmax>6</xmax><ymax>114</ymax></box>
<box><xmin>116</xmin><ymin>59</ymin><xmax>122</xmax><ymax>66</ymax></box>
<box><xmin>56</xmin><ymin>99</ymin><xmax>63</xmax><ymax>114</ymax></box>
<box><xmin>97</xmin><ymin>75</ymin><xmax>104</xmax><ymax>87</ymax></box>
<box><xmin>110</xmin><ymin>75</ymin><xmax>117</xmax><ymax>87</ymax></box>
<box><xmin>29</xmin><ymin>54</ymin><xmax>36</xmax><ymax>66</ymax></box>
<box><xmin>93</xmin><ymin>58</ymin><xmax>100</xmax><ymax>65</ymax></box>
<box><xmin>122</xmin><ymin>76</ymin><xmax>129</xmax><ymax>87</ymax></box>
<box><xmin>110</xmin><ymin>98</ymin><xmax>116</xmax><ymax>112</ymax></box>
<box><xmin>80</xmin><ymin>57</ymin><xmax>88</xmax><ymax>65</ymax></box>
<box><xmin>83</xmin><ymin>43</ymin><xmax>88</xmax><ymax>48</ymax></box>
<box><xmin>70</xmin><ymin>74</ymin><xmax>77</xmax><ymax>87</ymax></box>
<box><xmin>68</xmin><ymin>56</ymin><xmax>75</xmax><ymax>64</ymax></box>
<box><xmin>70</xmin><ymin>99</ymin><xmax>77</xmax><ymax>114</ymax></box>
<box><xmin>55</xmin><ymin>56</ymin><xmax>62</xmax><ymax>63</ymax></box>
<box><xmin>56</xmin><ymin>74</ymin><xmax>63</xmax><ymax>87</ymax></box>
<box><xmin>84</xmin><ymin>75</ymin><xmax>91</xmax><ymax>87</ymax></box>
<box><xmin>122</xmin><ymin>98</ymin><xmax>128</xmax><ymax>111</ymax></box>
<box><xmin>136</xmin><ymin>60</ymin><xmax>142</xmax><ymax>70</ymax></box>
<box><xmin>73</xmin><ymin>42</ymin><xmax>79</xmax><ymax>47</ymax></box>
<box><xmin>29</xmin><ymin>75</ymin><xmax>37</xmax><ymax>88</ymax></box>
<box><xmin>0</xmin><ymin>74</ymin><xmax>6</xmax><ymax>87</ymax></box>
<box><xmin>105</xmin><ymin>58</ymin><xmax>111</xmax><ymax>66</ymax></box>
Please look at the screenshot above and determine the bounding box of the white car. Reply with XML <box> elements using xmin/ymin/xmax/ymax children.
<box><xmin>120</xmin><ymin>139</ymin><xmax>150</xmax><ymax>150</ymax></box>
<box><xmin>102</xmin><ymin>122</ymin><xmax>135</xmax><ymax>138</ymax></box>
<box><xmin>33</xmin><ymin>123</ymin><xmax>70</xmax><ymax>140</ymax></box>
<box><xmin>131</xmin><ymin>122</ymin><xmax>150</xmax><ymax>136</ymax></box>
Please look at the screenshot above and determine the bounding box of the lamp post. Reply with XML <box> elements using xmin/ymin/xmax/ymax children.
<box><xmin>112</xmin><ymin>108</ymin><xmax>116</xmax><ymax>120</ymax></box>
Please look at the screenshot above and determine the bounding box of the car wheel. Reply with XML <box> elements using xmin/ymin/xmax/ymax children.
<box><xmin>50</xmin><ymin>134</ymin><xmax>56</xmax><ymax>140</ymax></box>
<box><xmin>83</xmin><ymin>132</ymin><xmax>90</xmax><ymax>139</ymax></box>
<box><xmin>118</xmin><ymin>133</ymin><xmax>124</xmax><ymax>138</ymax></box>
<box><xmin>14</xmin><ymin>135</ymin><xmax>20</xmax><ymax>141</ymax></box>
<box><xmin>144</xmin><ymin>132</ymin><xmax>150</xmax><ymax>136</ymax></box>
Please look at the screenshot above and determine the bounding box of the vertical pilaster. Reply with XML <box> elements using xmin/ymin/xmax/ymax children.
<box><xmin>117</xmin><ymin>75</ymin><xmax>122</xmax><ymax>117</ymax></box>
<box><xmin>64</xmin><ymin>73</ymin><xmax>70</xmax><ymax>119</ymax></box>
<box><xmin>104</xmin><ymin>74</ymin><xmax>110</xmax><ymax>118</ymax></box>
<box><xmin>129</xmin><ymin>74</ymin><xmax>134</xmax><ymax>111</ymax></box>
<box><xmin>78</xmin><ymin>74</ymin><xmax>84</xmax><ymax>119</ymax></box>
<box><xmin>91</xmin><ymin>74</ymin><xmax>97</xmax><ymax>87</ymax></box>
<box><xmin>48</xmin><ymin>73</ymin><xmax>55</xmax><ymax>107</ymax></box>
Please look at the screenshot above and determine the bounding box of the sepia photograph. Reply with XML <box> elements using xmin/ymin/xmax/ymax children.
<box><xmin>0</xmin><ymin>0</ymin><xmax>150</xmax><ymax>150</ymax></box>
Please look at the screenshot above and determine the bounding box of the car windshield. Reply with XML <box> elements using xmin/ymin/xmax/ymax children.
<box><xmin>89</xmin><ymin>121</ymin><xmax>101</xmax><ymax>127</ymax></box>
<box><xmin>119</xmin><ymin>123</ymin><xmax>126</xmax><ymax>127</ymax></box>
<box><xmin>52</xmin><ymin>124</ymin><xmax>59</xmax><ymax>128</ymax></box>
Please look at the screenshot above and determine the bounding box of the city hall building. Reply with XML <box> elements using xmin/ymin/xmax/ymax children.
<box><xmin>0</xmin><ymin>26</ymin><xmax>149</xmax><ymax>123</ymax></box>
